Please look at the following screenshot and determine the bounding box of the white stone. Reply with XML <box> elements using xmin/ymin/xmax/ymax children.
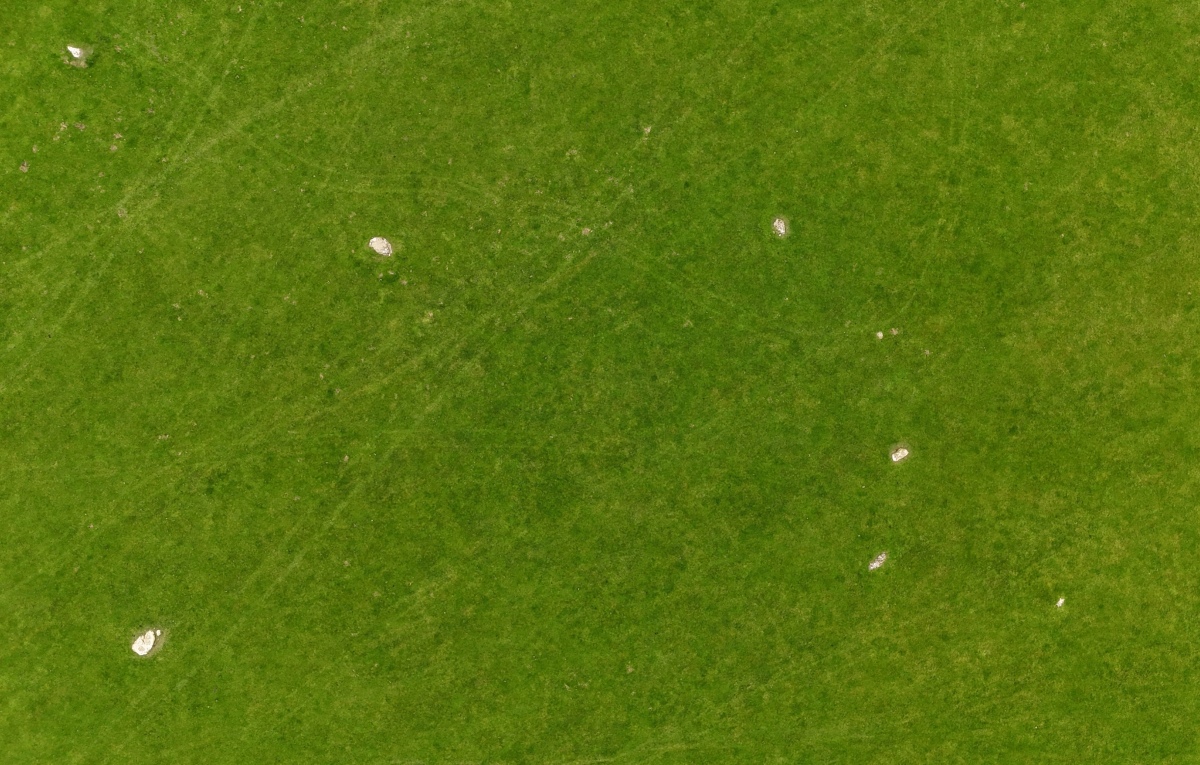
<box><xmin>772</xmin><ymin>217</ymin><xmax>788</xmax><ymax>237</ymax></box>
<box><xmin>890</xmin><ymin>447</ymin><xmax>909</xmax><ymax>463</ymax></box>
<box><xmin>67</xmin><ymin>46</ymin><xmax>84</xmax><ymax>59</ymax></box>
<box><xmin>869</xmin><ymin>552</ymin><xmax>888</xmax><ymax>571</ymax></box>
<box><xmin>131</xmin><ymin>629</ymin><xmax>156</xmax><ymax>656</ymax></box>
<box><xmin>1056</xmin><ymin>597</ymin><xmax>1065</xmax><ymax>608</ymax></box>
<box><xmin>368</xmin><ymin>237</ymin><xmax>392</xmax><ymax>256</ymax></box>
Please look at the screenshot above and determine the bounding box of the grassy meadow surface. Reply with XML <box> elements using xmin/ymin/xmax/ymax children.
<box><xmin>4</xmin><ymin>0</ymin><xmax>1200</xmax><ymax>761</ymax></box>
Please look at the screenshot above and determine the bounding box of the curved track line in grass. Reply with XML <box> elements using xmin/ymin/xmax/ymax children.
<box><xmin>211</xmin><ymin>184</ymin><xmax>634</xmax><ymax>445</ymax></box>
<box><xmin>592</xmin><ymin>2</ymin><xmax>955</xmax><ymax>354</ymax></box>
<box><xmin>109</xmin><ymin>448</ymin><xmax>396</xmax><ymax>753</ymax></box>
<box><xmin>0</xmin><ymin>215</ymin><xmax>618</xmax><ymax>588</ymax></box>
<box><xmin>36</xmin><ymin>5</ymin><xmax>478</xmax><ymax>743</ymax></box>
<box><xmin>0</xmin><ymin>60</ymin><xmax>255</xmax><ymax>392</ymax></box>
<box><xmin>0</xmin><ymin>8</ymin><xmax>444</xmax><ymax>398</ymax></box>
<box><xmin>0</xmin><ymin>5</ymin><xmax>268</xmax><ymax>249</ymax></box>
<box><xmin>136</xmin><ymin>237</ymin><xmax>610</xmax><ymax>501</ymax></box>
<box><xmin>4</xmin><ymin>0</ymin><xmax>944</xmax><ymax>401</ymax></box>
<box><xmin>0</xmin><ymin>0</ymin><xmax>835</xmax><ymax>508</ymax></box>
<box><xmin>198</xmin><ymin>8</ymin><xmax>944</xmax><ymax>671</ymax></box>
<box><xmin>42</xmin><ymin>0</ymin><xmax>775</xmax><ymax>477</ymax></box>
<box><xmin>0</xmin><ymin>85</ymin><xmax>212</xmax><ymax>389</ymax></box>
<box><xmin>151</xmin><ymin>570</ymin><xmax>465</xmax><ymax>762</ymax></box>
<box><xmin>284</xmin><ymin>563</ymin><xmax>461</xmax><ymax>668</ymax></box>
<box><xmin>0</xmin><ymin>438</ymin><xmax>351</xmax><ymax>613</ymax></box>
<box><xmin>104</xmin><ymin>236</ymin><xmax>623</xmax><ymax>747</ymax></box>
<box><xmin>77</xmin><ymin>161</ymin><xmax>646</xmax><ymax>472</ymax></box>
<box><xmin>11</xmin><ymin>10</ymin><xmax>965</xmax><ymax>753</ymax></box>
<box><xmin>13</xmin><ymin>0</ymin><xmax>785</xmax><ymax>447</ymax></box>
<box><xmin>0</xmin><ymin>2</ymin><xmax>474</xmax><ymax>661</ymax></box>
<box><xmin>614</xmin><ymin>251</ymin><xmax>807</xmax><ymax>348</ymax></box>
<box><xmin>547</xmin><ymin>741</ymin><xmax>740</xmax><ymax>765</ymax></box>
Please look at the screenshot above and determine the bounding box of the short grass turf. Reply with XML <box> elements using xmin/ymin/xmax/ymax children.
<box><xmin>4</xmin><ymin>0</ymin><xmax>1200</xmax><ymax>762</ymax></box>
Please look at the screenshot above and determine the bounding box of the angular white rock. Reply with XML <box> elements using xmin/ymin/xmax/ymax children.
<box><xmin>131</xmin><ymin>629</ymin><xmax>156</xmax><ymax>656</ymax></box>
<box><xmin>772</xmin><ymin>217</ymin><xmax>788</xmax><ymax>237</ymax></box>
<box><xmin>890</xmin><ymin>447</ymin><xmax>910</xmax><ymax>463</ymax></box>
<box><xmin>67</xmin><ymin>45</ymin><xmax>84</xmax><ymax>59</ymax></box>
<box><xmin>1056</xmin><ymin>597</ymin><xmax>1065</xmax><ymax>608</ymax></box>
<box><xmin>368</xmin><ymin>237</ymin><xmax>393</xmax><ymax>256</ymax></box>
<box><xmin>869</xmin><ymin>552</ymin><xmax>888</xmax><ymax>571</ymax></box>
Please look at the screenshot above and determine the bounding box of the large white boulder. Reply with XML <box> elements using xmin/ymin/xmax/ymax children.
<box><xmin>368</xmin><ymin>237</ymin><xmax>393</xmax><ymax>256</ymax></box>
<box><xmin>131</xmin><ymin>628</ymin><xmax>162</xmax><ymax>656</ymax></box>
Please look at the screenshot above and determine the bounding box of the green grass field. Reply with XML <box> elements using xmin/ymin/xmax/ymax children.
<box><xmin>5</xmin><ymin>0</ymin><xmax>1200</xmax><ymax>761</ymax></box>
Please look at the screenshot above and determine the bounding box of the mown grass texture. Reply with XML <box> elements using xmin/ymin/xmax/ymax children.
<box><xmin>4</xmin><ymin>0</ymin><xmax>1200</xmax><ymax>762</ymax></box>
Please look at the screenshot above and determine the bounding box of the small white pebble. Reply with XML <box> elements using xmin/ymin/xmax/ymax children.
<box><xmin>771</xmin><ymin>217</ymin><xmax>788</xmax><ymax>237</ymax></box>
<box><xmin>876</xmin><ymin>331</ymin><xmax>884</xmax><ymax>339</ymax></box>
<box><xmin>1056</xmin><ymin>597</ymin><xmax>1065</xmax><ymax>608</ymax></box>
<box><xmin>869</xmin><ymin>552</ymin><xmax>888</xmax><ymax>570</ymax></box>
<box><xmin>890</xmin><ymin>447</ymin><xmax>910</xmax><ymax>463</ymax></box>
